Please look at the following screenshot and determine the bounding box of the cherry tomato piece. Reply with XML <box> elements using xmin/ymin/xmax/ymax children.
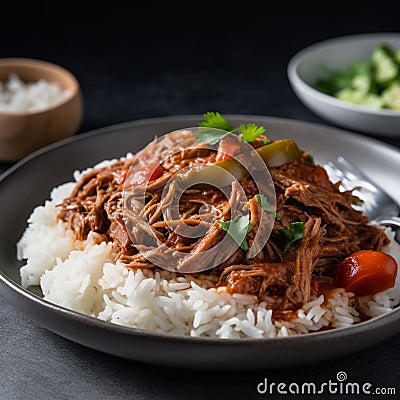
<box><xmin>216</xmin><ymin>136</ymin><xmax>242</xmax><ymax>162</ymax></box>
<box><xmin>123</xmin><ymin>163</ymin><xmax>164</xmax><ymax>187</ymax></box>
<box><xmin>334</xmin><ymin>250</ymin><xmax>398</xmax><ymax>296</ymax></box>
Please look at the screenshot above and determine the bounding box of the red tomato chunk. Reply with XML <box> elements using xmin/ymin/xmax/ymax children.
<box><xmin>122</xmin><ymin>163</ymin><xmax>164</xmax><ymax>187</ymax></box>
<box><xmin>216</xmin><ymin>136</ymin><xmax>242</xmax><ymax>162</ymax></box>
<box><xmin>334</xmin><ymin>250</ymin><xmax>398</xmax><ymax>296</ymax></box>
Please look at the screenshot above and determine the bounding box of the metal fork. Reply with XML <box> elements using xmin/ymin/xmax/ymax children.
<box><xmin>323</xmin><ymin>157</ymin><xmax>400</xmax><ymax>235</ymax></box>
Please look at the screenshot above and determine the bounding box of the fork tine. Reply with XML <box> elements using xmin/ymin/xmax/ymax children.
<box><xmin>323</xmin><ymin>156</ymin><xmax>399</xmax><ymax>220</ymax></box>
<box><xmin>323</xmin><ymin>162</ymin><xmax>342</xmax><ymax>181</ymax></box>
<box><xmin>328</xmin><ymin>157</ymin><xmax>380</xmax><ymax>193</ymax></box>
<box><xmin>324</xmin><ymin>161</ymin><xmax>356</xmax><ymax>192</ymax></box>
<box><xmin>335</xmin><ymin>157</ymin><xmax>375</xmax><ymax>183</ymax></box>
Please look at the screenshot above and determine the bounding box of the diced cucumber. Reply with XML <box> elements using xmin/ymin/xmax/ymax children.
<box><xmin>336</xmin><ymin>88</ymin><xmax>384</xmax><ymax>109</ymax></box>
<box><xmin>358</xmin><ymin>93</ymin><xmax>384</xmax><ymax>109</ymax></box>
<box><xmin>382</xmin><ymin>82</ymin><xmax>400</xmax><ymax>110</ymax></box>
<box><xmin>313</xmin><ymin>43</ymin><xmax>400</xmax><ymax>111</ymax></box>
<box><xmin>372</xmin><ymin>44</ymin><xmax>399</xmax><ymax>84</ymax></box>
<box><xmin>336</xmin><ymin>88</ymin><xmax>365</xmax><ymax>104</ymax></box>
<box><xmin>395</xmin><ymin>49</ymin><xmax>400</xmax><ymax>64</ymax></box>
<box><xmin>352</xmin><ymin>74</ymin><xmax>371</xmax><ymax>93</ymax></box>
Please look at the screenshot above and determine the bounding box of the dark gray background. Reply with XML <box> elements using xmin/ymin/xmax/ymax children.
<box><xmin>1</xmin><ymin>4</ymin><xmax>399</xmax><ymax>400</ymax></box>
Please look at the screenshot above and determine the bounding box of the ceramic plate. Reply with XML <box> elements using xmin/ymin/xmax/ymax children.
<box><xmin>1</xmin><ymin>115</ymin><xmax>400</xmax><ymax>370</ymax></box>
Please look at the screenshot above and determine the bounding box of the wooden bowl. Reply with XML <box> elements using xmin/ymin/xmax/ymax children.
<box><xmin>0</xmin><ymin>58</ymin><xmax>83</xmax><ymax>162</ymax></box>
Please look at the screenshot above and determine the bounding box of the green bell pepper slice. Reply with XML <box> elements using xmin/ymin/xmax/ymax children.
<box><xmin>180</xmin><ymin>139</ymin><xmax>303</xmax><ymax>187</ymax></box>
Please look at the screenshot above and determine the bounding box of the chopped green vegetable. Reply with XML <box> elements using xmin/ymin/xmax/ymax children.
<box><xmin>256</xmin><ymin>139</ymin><xmax>303</xmax><ymax>167</ymax></box>
<box><xmin>382</xmin><ymin>81</ymin><xmax>400</xmax><ymax>110</ymax></box>
<box><xmin>183</xmin><ymin>139</ymin><xmax>304</xmax><ymax>188</ymax></box>
<box><xmin>336</xmin><ymin>88</ymin><xmax>385</xmax><ymax>109</ymax></box>
<box><xmin>359</xmin><ymin>93</ymin><xmax>385</xmax><ymax>108</ymax></box>
<box><xmin>395</xmin><ymin>49</ymin><xmax>400</xmax><ymax>64</ymax></box>
<box><xmin>255</xmin><ymin>193</ymin><xmax>281</xmax><ymax>220</ymax></box>
<box><xmin>352</xmin><ymin>74</ymin><xmax>371</xmax><ymax>93</ymax></box>
<box><xmin>313</xmin><ymin>43</ymin><xmax>400</xmax><ymax>111</ymax></box>
<box><xmin>219</xmin><ymin>215</ymin><xmax>252</xmax><ymax>251</ymax></box>
<box><xmin>372</xmin><ymin>44</ymin><xmax>399</xmax><ymax>84</ymax></box>
<box><xmin>239</xmin><ymin>123</ymin><xmax>266</xmax><ymax>142</ymax></box>
<box><xmin>336</xmin><ymin>88</ymin><xmax>366</xmax><ymax>104</ymax></box>
<box><xmin>278</xmin><ymin>221</ymin><xmax>305</xmax><ymax>252</ymax></box>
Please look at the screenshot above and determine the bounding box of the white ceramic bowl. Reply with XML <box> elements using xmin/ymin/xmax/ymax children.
<box><xmin>287</xmin><ymin>33</ymin><xmax>400</xmax><ymax>137</ymax></box>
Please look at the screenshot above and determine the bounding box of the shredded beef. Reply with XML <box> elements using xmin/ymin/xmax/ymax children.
<box><xmin>56</xmin><ymin>137</ymin><xmax>390</xmax><ymax>311</ymax></box>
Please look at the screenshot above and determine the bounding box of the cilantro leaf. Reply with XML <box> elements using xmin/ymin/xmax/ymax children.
<box><xmin>240</xmin><ymin>123</ymin><xmax>266</xmax><ymax>142</ymax></box>
<box><xmin>195</xmin><ymin>112</ymin><xmax>236</xmax><ymax>145</ymax></box>
<box><xmin>255</xmin><ymin>193</ymin><xmax>273</xmax><ymax>212</ymax></box>
<box><xmin>195</xmin><ymin>128</ymin><xmax>231</xmax><ymax>145</ymax></box>
<box><xmin>199</xmin><ymin>112</ymin><xmax>236</xmax><ymax>132</ymax></box>
<box><xmin>352</xmin><ymin>195</ymin><xmax>364</xmax><ymax>206</ymax></box>
<box><xmin>219</xmin><ymin>215</ymin><xmax>252</xmax><ymax>251</ymax></box>
<box><xmin>255</xmin><ymin>194</ymin><xmax>281</xmax><ymax>221</ymax></box>
<box><xmin>278</xmin><ymin>221</ymin><xmax>304</xmax><ymax>252</ymax></box>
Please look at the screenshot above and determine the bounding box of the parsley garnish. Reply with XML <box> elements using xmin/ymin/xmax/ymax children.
<box><xmin>195</xmin><ymin>128</ymin><xmax>231</xmax><ymax>145</ymax></box>
<box><xmin>278</xmin><ymin>221</ymin><xmax>304</xmax><ymax>252</ymax></box>
<box><xmin>199</xmin><ymin>111</ymin><xmax>236</xmax><ymax>132</ymax></box>
<box><xmin>255</xmin><ymin>194</ymin><xmax>281</xmax><ymax>220</ymax></box>
<box><xmin>240</xmin><ymin>123</ymin><xmax>266</xmax><ymax>143</ymax></box>
<box><xmin>219</xmin><ymin>215</ymin><xmax>252</xmax><ymax>251</ymax></box>
<box><xmin>196</xmin><ymin>112</ymin><xmax>236</xmax><ymax>145</ymax></box>
<box><xmin>196</xmin><ymin>112</ymin><xmax>267</xmax><ymax>145</ymax></box>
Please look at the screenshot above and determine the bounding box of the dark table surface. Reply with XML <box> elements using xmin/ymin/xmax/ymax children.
<box><xmin>1</xmin><ymin>5</ymin><xmax>400</xmax><ymax>400</ymax></box>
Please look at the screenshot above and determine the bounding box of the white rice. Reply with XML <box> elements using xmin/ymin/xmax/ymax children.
<box><xmin>0</xmin><ymin>73</ymin><xmax>71</xmax><ymax>112</ymax></box>
<box><xmin>17</xmin><ymin>159</ymin><xmax>400</xmax><ymax>339</ymax></box>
